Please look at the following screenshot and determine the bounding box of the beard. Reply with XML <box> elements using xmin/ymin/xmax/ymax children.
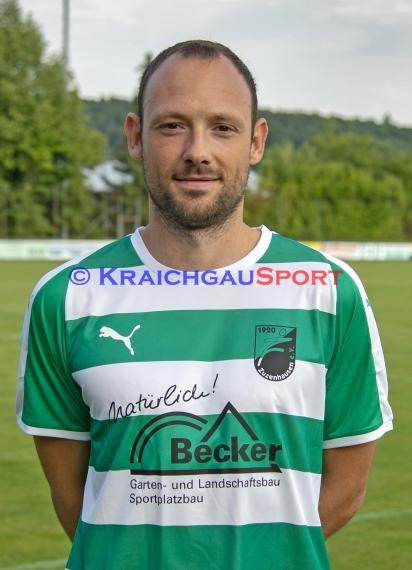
<box><xmin>142</xmin><ymin>157</ymin><xmax>249</xmax><ymax>232</ymax></box>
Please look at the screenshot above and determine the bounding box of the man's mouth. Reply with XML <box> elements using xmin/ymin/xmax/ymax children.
<box><xmin>174</xmin><ymin>176</ymin><xmax>220</xmax><ymax>181</ymax></box>
<box><xmin>173</xmin><ymin>176</ymin><xmax>220</xmax><ymax>189</ymax></box>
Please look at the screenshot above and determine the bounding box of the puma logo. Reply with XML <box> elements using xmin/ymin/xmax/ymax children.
<box><xmin>99</xmin><ymin>324</ymin><xmax>141</xmax><ymax>356</ymax></box>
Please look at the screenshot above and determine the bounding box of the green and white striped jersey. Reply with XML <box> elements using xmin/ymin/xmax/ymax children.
<box><xmin>17</xmin><ymin>226</ymin><xmax>393</xmax><ymax>570</ymax></box>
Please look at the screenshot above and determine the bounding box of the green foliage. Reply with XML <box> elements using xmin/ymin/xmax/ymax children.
<box><xmin>84</xmin><ymin>97</ymin><xmax>131</xmax><ymax>158</ymax></box>
<box><xmin>0</xmin><ymin>0</ymin><xmax>105</xmax><ymax>237</ymax></box>
<box><xmin>251</xmin><ymin>129</ymin><xmax>411</xmax><ymax>240</ymax></box>
<box><xmin>260</xmin><ymin>110</ymin><xmax>412</xmax><ymax>153</ymax></box>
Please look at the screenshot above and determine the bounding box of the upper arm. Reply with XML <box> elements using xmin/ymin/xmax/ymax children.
<box><xmin>34</xmin><ymin>436</ymin><xmax>90</xmax><ymax>496</ymax></box>
<box><xmin>322</xmin><ymin>441</ymin><xmax>376</xmax><ymax>491</ymax></box>
<box><xmin>319</xmin><ymin>441</ymin><xmax>377</xmax><ymax>537</ymax></box>
<box><xmin>34</xmin><ymin>436</ymin><xmax>90</xmax><ymax>540</ymax></box>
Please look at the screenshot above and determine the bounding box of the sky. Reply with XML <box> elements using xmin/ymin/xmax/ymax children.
<box><xmin>19</xmin><ymin>0</ymin><xmax>412</xmax><ymax>127</ymax></box>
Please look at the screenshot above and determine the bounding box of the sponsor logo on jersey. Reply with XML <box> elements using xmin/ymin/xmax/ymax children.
<box><xmin>129</xmin><ymin>402</ymin><xmax>282</xmax><ymax>476</ymax></box>
<box><xmin>254</xmin><ymin>325</ymin><xmax>296</xmax><ymax>381</ymax></box>
<box><xmin>99</xmin><ymin>324</ymin><xmax>141</xmax><ymax>356</ymax></box>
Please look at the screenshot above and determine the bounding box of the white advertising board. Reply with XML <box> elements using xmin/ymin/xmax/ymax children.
<box><xmin>0</xmin><ymin>239</ymin><xmax>411</xmax><ymax>261</ymax></box>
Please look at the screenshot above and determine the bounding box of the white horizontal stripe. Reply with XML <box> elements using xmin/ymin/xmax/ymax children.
<box><xmin>73</xmin><ymin>359</ymin><xmax>326</xmax><ymax>422</ymax></box>
<box><xmin>323</xmin><ymin>420</ymin><xmax>393</xmax><ymax>449</ymax></box>
<box><xmin>81</xmin><ymin>467</ymin><xmax>321</xmax><ymax>527</ymax></box>
<box><xmin>65</xmin><ymin>261</ymin><xmax>337</xmax><ymax>320</ymax></box>
<box><xmin>17</xmin><ymin>418</ymin><xmax>90</xmax><ymax>441</ymax></box>
<box><xmin>0</xmin><ymin>560</ymin><xmax>67</xmax><ymax>570</ymax></box>
<box><xmin>353</xmin><ymin>508</ymin><xmax>412</xmax><ymax>522</ymax></box>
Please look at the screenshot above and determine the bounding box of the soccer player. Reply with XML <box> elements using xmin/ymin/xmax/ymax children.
<box><xmin>17</xmin><ymin>40</ymin><xmax>393</xmax><ymax>569</ymax></box>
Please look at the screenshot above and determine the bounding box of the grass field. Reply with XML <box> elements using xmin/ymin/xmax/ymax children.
<box><xmin>0</xmin><ymin>260</ymin><xmax>411</xmax><ymax>569</ymax></box>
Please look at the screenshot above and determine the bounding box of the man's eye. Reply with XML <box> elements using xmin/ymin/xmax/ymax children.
<box><xmin>215</xmin><ymin>125</ymin><xmax>234</xmax><ymax>133</ymax></box>
<box><xmin>161</xmin><ymin>123</ymin><xmax>181</xmax><ymax>130</ymax></box>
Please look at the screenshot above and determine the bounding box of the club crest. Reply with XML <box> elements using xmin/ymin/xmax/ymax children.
<box><xmin>254</xmin><ymin>325</ymin><xmax>296</xmax><ymax>381</ymax></box>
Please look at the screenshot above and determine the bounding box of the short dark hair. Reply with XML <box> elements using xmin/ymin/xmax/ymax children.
<box><xmin>137</xmin><ymin>39</ymin><xmax>258</xmax><ymax>129</ymax></box>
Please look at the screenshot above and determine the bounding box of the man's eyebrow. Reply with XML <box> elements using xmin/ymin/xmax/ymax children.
<box><xmin>150</xmin><ymin>111</ymin><xmax>245</xmax><ymax>125</ymax></box>
<box><xmin>209</xmin><ymin>113</ymin><xmax>245</xmax><ymax>125</ymax></box>
<box><xmin>150</xmin><ymin>112</ymin><xmax>187</xmax><ymax>123</ymax></box>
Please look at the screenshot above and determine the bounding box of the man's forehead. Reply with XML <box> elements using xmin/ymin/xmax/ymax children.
<box><xmin>143</xmin><ymin>54</ymin><xmax>252</xmax><ymax>113</ymax></box>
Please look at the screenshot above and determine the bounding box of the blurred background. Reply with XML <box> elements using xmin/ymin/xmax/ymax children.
<box><xmin>1</xmin><ymin>0</ymin><xmax>412</xmax><ymax>240</ymax></box>
<box><xmin>0</xmin><ymin>1</ymin><xmax>411</xmax><ymax>569</ymax></box>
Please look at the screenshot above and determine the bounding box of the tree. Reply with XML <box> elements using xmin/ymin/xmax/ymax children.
<box><xmin>256</xmin><ymin>130</ymin><xmax>409</xmax><ymax>241</ymax></box>
<box><xmin>0</xmin><ymin>0</ymin><xmax>105</xmax><ymax>237</ymax></box>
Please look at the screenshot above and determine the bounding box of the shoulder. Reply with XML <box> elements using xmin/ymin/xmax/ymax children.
<box><xmin>259</xmin><ymin>230</ymin><xmax>328</xmax><ymax>264</ymax></box>
<box><xmin>29</xmin><ymin>234</ymin><xmax>137</xmax><ymax>306</ymax></box>
<box><xmin>257</xmin><ymin>230</ymin><xmax>374</xmax><ymax>327</ymax></box>
<box><xmin>262</xmin><ymin>229</ymin><xmax>362</xmax><ymax>276</ymax></box>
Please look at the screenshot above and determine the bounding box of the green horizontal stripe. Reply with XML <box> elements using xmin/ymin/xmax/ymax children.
<box><xmin>68</xmin><ymin>521</ymin><xmax>329</xmax><ymax>570</ymax></box>
<box><xmin>90</xmin><ymin>411</ymin><xmax>323</xmax><ymax>474</ymax></box>
<box><xmin>68</xmin><ymin>308</ymin><xmax>334</xmax><ymax>372</ymax></box>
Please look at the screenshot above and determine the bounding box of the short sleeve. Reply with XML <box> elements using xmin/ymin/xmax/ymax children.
<box><xmin>16</xmin><ymin>268</ymin><xmax>91</xmax><ymax>440</ymax></box>
<box><xmin>323</xmin><ymin>257</ymin><xmax>393</xmax><ymax>448</ymax></box>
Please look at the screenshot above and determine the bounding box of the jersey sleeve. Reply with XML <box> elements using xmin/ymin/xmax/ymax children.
<box><xmin>16</xmin><ymin>267</ymin><xmax>91</xmax><ymax>440</ymax></box>
<box><xmin>323</xmin><ymin>256</ymin><xmax>393</xmax><ymax>448</ymax></box>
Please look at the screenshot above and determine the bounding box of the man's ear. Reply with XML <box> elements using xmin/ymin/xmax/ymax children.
<box><xmin>124</xmin><ymin>113</ymin><xmax>142</xmax><ymax>160</ymax></box>
<box><xmin>249</xmin><ymin>118</ymin><xmax>269</xmax><ymax>166</ymax></box>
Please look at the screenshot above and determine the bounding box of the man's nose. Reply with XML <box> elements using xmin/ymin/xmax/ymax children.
<box><xmin>182</xmin><ymin>128</ymin><xmax>212</xmax><ymax>165</ymax></box>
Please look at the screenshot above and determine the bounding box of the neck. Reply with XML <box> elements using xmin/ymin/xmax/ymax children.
<box><xmin>139</xmin><ymin>207</ymin><xmax>261</xmax><ymax>271</ymax></box>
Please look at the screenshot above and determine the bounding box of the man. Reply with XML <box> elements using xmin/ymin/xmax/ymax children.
<box><xmin>17</xmin><ymin>40</ymin><xmax>392</xmax><ymax>569</ymax></box>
